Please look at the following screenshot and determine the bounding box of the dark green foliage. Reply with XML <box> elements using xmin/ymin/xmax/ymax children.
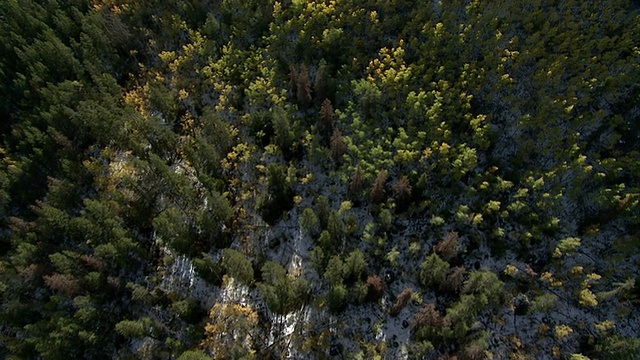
<box><xmin>222</xmin><ymin>249</ymin><xmax>254</xmax><ymax>285</ymax></box>
<box><xmin>193</xmin><ymin>255</ymin><xmax>225</xmax><ymax>286</ymax></box>
<box><xmin>317</xmin><ymin>230</ymin><xmax>333</xmax><ymax>253</ymax></box>
<box><xmin>324</xmin><ymin>255</ymin><xmax>345</xmax><ymax>286</ymax></box>
<box><xmin>309</xmin><ymin>246</ymin><xmax>326</xmax><ymax>275</ymax></box>
<box><xmin>153</xmin><ymin>207</ymin><xmax>192</xmax><ymax>255</ymax></box>
<box><xmin>343</xmin><ymin>249</ymin><xmax>367</xmax><ymax>283</ymax></box>
<box><xmin>184</xmin><ymin>108</ymin><xmax>233</xmax><ymax>178</ymax></box>
<box><xmin>353</xmin><ymin>79</ymin><xmax>382</xmax><ymax>119</ymax></box>
<box><xmin>271</xmin><ymin>105</ymin><xmax>296</xmax><ymax>156</ymax></box>
<box><xmin>258</xmin><ymin>261</ymin><xmax>309</xmax><ymax>314</ymax></box>
<box><xmin>1</xmin><ymin>0</ymin><xmax>639</xmax><ymax>358</ymax></box>
<box><xmin>300</xmin><ymin>207</ymin><xmax>319</xmax><ymax>235</ymax></box>
<box><xmin>257</xmin><ymin>162</ymin><xmax>294</xmax><ymax>224</ymax></box>
<box><xmin>462</xmin><ymin>270</ymin><xmax>504</xmax><ymax>302</ymax></box>
<box><xmin>327</xmin><ymin>283</ymin><xmax>348</xmax><ymax>312</ymax></box>
<box><xmin>378</xmin><ymin>207</ymin><xmax>393</xmax><ymax>231</ymax></box>
<box><xmin>177</xmin><ymin>350</ymin><xmax>211</xmax><ymax>360</ymax></box>
<box><xmin>419</xmin><ymin>253</ymin><xmax>450</xmax><ymax>289</ymax></box>
<box><xmin>415</xmin><ymin>271</ymin><xmax>505</xmax><ymax>345</ymax></box>
<box><xmin>594</xmin><ymin>335</ymin><xmax>640</xmax><ymax>359</ymax></box>
<box><xmin>326</xmin><ymin>211</ymin><xmax>344</xmax><ymax>250</ymax></box>
<box><xmin>172</xmin><ymin>298</ymin><xmax>205</xmax><ymax>324</ymax></box>
<box><xmin>315</xmin><ymin>195</ymin><xmax>331</xmax><ymax>230</ymax></box>
<box><xmin>115</xmin><ymin>318</ymin><xmax>156</xmax><ymax>339</ymax></box>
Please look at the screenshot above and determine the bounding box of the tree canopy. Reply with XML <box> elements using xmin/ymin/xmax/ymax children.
<box><xmin>1</xmin><ymin>0</ymin><xmax>639</xmax><ymax>358</ymax></box>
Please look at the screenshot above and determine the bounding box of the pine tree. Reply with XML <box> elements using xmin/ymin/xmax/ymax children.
<box><xmin>349</xmin><ymin>164</ymin><xmax>365</xmax><ymax>198</ymax></box>
<box><xmin>258</xmin><ymin>261</ymin><xmax>308</xmax><ymax>314</ymax></box>
<box><xmin>393</xmin><ymin>175</ymin><xmax>412</xmax><ymax>212</ymax></box>
<box><xmin>390</xmin><ymin>288</ymin><xmax>413</xmax><ymax>317</ymax></box>
<box><xmin>314</xmin><ymin>59</ymin><xmax>330</xmax><ymax>105</ymax></box>
<box><xmin>415</xmin><ymin>303</ymin><xmax>445</xmax><ymax>328</ymax></box>
<box><xmin>343</xmin><ymin>250</ymin><xmax>367</xmax><ymax>283</ymax></box>
<box><xmin>419</xmin><ymin>253</ymin><xmax>450</xmax><ymax>289</ymax></box>
<box><xmin>324</xmin><ymin>255</ymin><xmax>345</xmax><ymax>285</ymax></box>
<box><xmin>327</xmin><ymin>283</ymin><xmax>348</xmax><ymax>312</ymax></box>
<box><xmin>365</xmin><ymin>275</ymin><xmax>385</xmax><ymax>302</ymax></box>
<box><xmin>272</xmin><ymin>105</ymin><xmax>295</xmax><ymax>156</ymax></box>
<box><xmin>318</xmin><ymin>98</ymin><xmax>335</xmax><ymax>144</ymax></box>
<box><xmin>330</xmin><ymin>128</ymin><xmax>347</xmax><ymax>163</ymax></box>
<box><xmin>203</xmin><ymin>303</ymin><xmax>258</xmax><ymax>359</ymax></box>
<box><xmin>296</xmin><ymin>64</ymin><xmax>312</xmax><ymax>109</ymax></box>
<box><xmin>370</xmin><ymin>170</ymin><xmax>388</xmax><ymax>204</ymax></box>
<box><xmin>300</xmin><ymin>207</ymin><xmax>319</xmax><ymax>235</ymax></box>
<box><xmin>258</xmin><ymin>162</ymin><xmax>294</xmax><ymax>224</ymax></box>
<box><xmin>315</xmin><ymin>195</ymin><xmax>331</xmax><ymax>230</ymax></box>
<box><xmin>326</xmin><ymin>211</ymin><xmax>344</xmax><ymax>250</ymax></box>
<box><xmin>434</xmin><ymin>231</ymin><xmax>459</xmax><ymax>261</ymax></box>
<box><xmin>222</xmin><ymin>249</ymin><xmax>254</xmax><ymax>285</ymax></box>
<box><xmin>446</xmin><ymin>267</ymin><xmax>466</xmax><ymax>293</ymax></box>
<box><xmin>289</xmin><ymin>64</ymin><xmax>298</xmax><ymax>99</ymax></box>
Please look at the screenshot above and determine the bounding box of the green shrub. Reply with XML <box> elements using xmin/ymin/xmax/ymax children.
<box><xmin>419</xmin><ymin>253</ymin><xmax>450</xmax><ymax>288</ymax></box>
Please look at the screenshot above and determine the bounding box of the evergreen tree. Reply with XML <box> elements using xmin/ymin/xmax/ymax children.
<box><xmin>393</xmin><ymin>176</ymin><xmax>412</xmax><ymax>212</ymax></box>
<box><xmin>370</xmin><ymin>170</ymin><xmax>388</xmax><ymax>205</ymax></box>
<box><xmin>419</xmin><ymin>253</ymin><xmax>450</xmax><ymax>289</ymax></box>
<box><xmin>222</xmin><ymin>249</ymin><xmax>254</xmax><ymax>285</ymax></box>
<box><xmin>330</xmin><ymin>128</ymin><xmax>347</xmax><ymax>163</ymax></box>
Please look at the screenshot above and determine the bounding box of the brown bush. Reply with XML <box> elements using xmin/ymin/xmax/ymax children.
<box><xmin>289</xmin><ymin>64</ymin><xmax>298</xmax><ymax>96</ymax></box>
<box><xmin>446</xmin><ymin>266</ymin><xmax>467</xmax><ymax>292</ymax></box>
<box><xmin>394</xmin><ymin>176</ymin><xmax>412</xmax><ymax>212</ymax></box>
<box><xmin>434</xmin><ymin>231</ymin><xmax>459</xmax><ymax>261</ymax></box>
<box><xmin>461</xmin><ymin>343</ymin><xmax>486</xmax><ymax>360</ymax></box>
<box><xmin>349</xmin><ymin>164</ymin><xmax>364</xmax><ymax>193</ymax></box>
<box><xmin>43</xmin><ymin>273</ymin><xmax>82</xmax><ymax>297</ymax></box>
<box><xmin>17</xmin><ymin>264</ymin><xmax>42</xmax><ymax>283</ymax></box>
<box><xmin>8</xmin><ymin>216</ymin><xmax>36</xmax><ymax>235</ymax></box>
<box><xmin>438</xmin><ymin>355</ymin><xmax>458</xmax><ymax>360</ymax></box>
<box><xmin>296</xmin><ymin>65</ymin><xmax>312</xmax><ymax>109</ymax></box>
<box><xmin>319</xmin><ymin>98</ymin><xmax>335</xmax><ymax>137</ymax></box>
<box><xmin>389</xmin><ymin>288</ymin><xmax>413</xmax><ymax>317</ymax></box>
<box><xmin>414</xmin><ymin>303</ymin><xmax>444</xmax><ymax>328</ymax></box>
<box><xmin>80</xmin><ymin>254</ymin><xmax>105</xmax><ymax>271</ymax></box>
<box><xmin>330</xmin><ymin>128</ymin><xmax>347</xmax><ymax>161</ymax></box>
<box><xmin>365</xmin><ymin>274</ymin><xmax>385</xmax><ymax>301</ymax></box>
<box><xmin>370</xmin><ymin>170</ymin><xmax>388</xmax><ymax>204</ymax></box>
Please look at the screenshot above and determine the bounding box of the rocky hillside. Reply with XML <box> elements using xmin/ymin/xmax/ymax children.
<box><xmin>1</xmin><ymin>0</ymin><xmax>639</xmax><ymax>359</ymax></box>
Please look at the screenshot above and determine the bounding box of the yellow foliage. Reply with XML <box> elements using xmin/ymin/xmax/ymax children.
<box><xmin>571</xmin><ymin>266</ymin><xmax>584</xmax><ymax>275</ymax></box>
<box><xmin>594</xmin><ymin>320</ymin><xmax>615</xmax><ymax>335</ymax></box>
<box><xmin>202</xmin><ymin>303</ymin><xmax>258</xmax><ymax>359</ymax></box>
<box><xmin>579</xmin><ymin>288</ymin><xmax>598</xmax><ymax>307</ymax></box>
<box><xmin>503</xmin><ymin>265</ymin><xmax>519</xmax><ymax>277</ymax></box>
<box><xmin>586</xmin><ymin>273</ymin><xmax>601</xmax><ymax>282</ymax></box>
<box><xmin>538</xmin><ymin>323</ymin><xmax>551</xmax><ymax>337</ymax></box>
<box><xmin>554</xmin><ymin>324</ymin><xmax>573</xmax><ymax>340</ymax></box>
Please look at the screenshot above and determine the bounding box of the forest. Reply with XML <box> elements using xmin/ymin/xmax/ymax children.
<box><xmin>1</xmin><ymin>0</ymin><xmax>639</xmax><ymax>359</ymax></box>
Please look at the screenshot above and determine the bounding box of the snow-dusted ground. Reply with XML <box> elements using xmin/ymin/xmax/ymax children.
<box><xmin>147</xmin><ymin>107</ymin><xmax>640</xmax><ymax>359</ymax></box>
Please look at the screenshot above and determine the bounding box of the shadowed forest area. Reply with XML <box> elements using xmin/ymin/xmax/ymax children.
<box><xmin>1</xmin><ymin>0</ymin><xmax>640</xmax><ymax>359</ymax></box>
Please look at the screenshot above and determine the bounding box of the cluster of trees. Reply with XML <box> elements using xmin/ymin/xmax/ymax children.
<box><xmin>1</xmin><ymin>0</ymin><xmax>639</xmax><ymax>358</ymax></box>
